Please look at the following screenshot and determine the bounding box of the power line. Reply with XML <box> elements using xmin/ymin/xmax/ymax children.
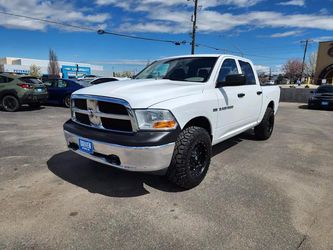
<box><xmin>96</xmin><ymin>29</ymin><xmax>185</xmax><ymax>45</ymax></box>
<box><xmin>0</xmin><ymin>10</ymin><xmax>96</xmax><ymax>32</ymax></box>
<box><xmin>0</xmin><ymin>10</ymin><xmax>185</xmax><ymax>46</ymax></box>
<box><xmin>196</xmin><ymin>43</ymin><xmax>291</xmax><ymax>60</ymax></box>
<box><xmin>0</xmin><ymin>10</ymin><xmax>296</xmax><ymax>61</ymax></box>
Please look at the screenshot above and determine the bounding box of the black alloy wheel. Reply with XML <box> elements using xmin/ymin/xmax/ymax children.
<box><xmin>189</xmin><ymin>142</ymin><xmax>209</xmax><ymax>178</ymax></box>
<box><xmin>2</xmin><ymin>95</ymin><xmax>20</xmax><ymax>112</ymax></box>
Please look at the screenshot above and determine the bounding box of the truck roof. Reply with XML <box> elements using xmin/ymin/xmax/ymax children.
<box><xmin>161</xmin><ymin>54</ymin><xmax>252</xmax><ymax>62</ymax></box>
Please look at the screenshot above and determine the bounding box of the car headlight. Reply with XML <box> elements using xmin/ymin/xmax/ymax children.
<box><xmin>135</xmin><ymin>109</ymin><xmax>178</xmax><ymax>130</ymax></box>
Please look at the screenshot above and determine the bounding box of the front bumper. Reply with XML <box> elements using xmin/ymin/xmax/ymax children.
<box><xmin>64</xmin><ymin>130</ymin><xmax>175</xmax><ymax>172</ymax></box>
<box><xmin>308</xmin><ymin>99</ymin><xmax>333</xmax><ymax>109</ymax></box>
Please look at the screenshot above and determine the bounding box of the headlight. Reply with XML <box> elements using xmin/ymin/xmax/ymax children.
<box><xmin>135</xmin><ymin>109</ymin><xmax>177</xmax><ymax>130</ymax></box>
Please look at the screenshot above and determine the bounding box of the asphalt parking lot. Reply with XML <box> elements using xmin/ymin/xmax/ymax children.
<box><xmin>0</xmin><ymin>103</ymin><xmax>332</xmax><ymax>249</ymax></box>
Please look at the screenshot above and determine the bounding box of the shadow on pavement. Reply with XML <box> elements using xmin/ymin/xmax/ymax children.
<box><xmin>298</xmin><ymin>104</ymin><xmax>309</xmax><ymax>110</ymax></box>
<box><xmin>212</xmin><ymin>131</ymin><xmax>254</xmax><ymax>157</ymax></box>
<box><xmin>48</xmin><ymin>132</ymin><xmax>252</xmax><ymax>198</ymax></box>
<box><xmin>47</xmin><ymin>151</ymin><xmax>183</xmax><ymax>198</ymax></box>
<box><xmin>0</xmin><ymin>105</ymin><xmax>45</xmax><ymax>112</ymax></box>
<box><xmin>299</xmin><ymin>104</ymin><xmax>333</xmax><ymax>111</ymax></box>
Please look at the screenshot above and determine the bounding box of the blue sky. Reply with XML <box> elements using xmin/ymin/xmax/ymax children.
<box><xmin>0</xmin><ymin>0</ymin><xmax>333</xmax><ymax>74</ymax></box>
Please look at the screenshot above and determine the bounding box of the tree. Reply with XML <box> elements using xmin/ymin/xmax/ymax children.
<box><xmin>114</xmin><ymin>71</ymin><xmax>134</xmax><ymax>78</ymax></box>
<box><xmin>306</xmin><ymin>52</ymin><xmax>317</xmax><ymax>78</ymax></box>
<box><xmin>30</xmin><ymin>64</ymin><xmax>41</xmax><ymax>78</ymax></box>
<box><xmin>257</xmin><ymin>71</ymin><xmax>268</xmax><ymax>84</ymax></box>
<box><xmin>282</xmin><ymin>59</ymin><xmax>303</xmax><ymax>83</ymax></box>
<box><xmin>48</xmin><ymin>49</ymin><xmax>60</xmax><ymax>79</ymax></box>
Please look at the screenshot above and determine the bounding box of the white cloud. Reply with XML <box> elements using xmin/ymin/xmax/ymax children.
<box><xmin>86</xmin><ymin>59</ymin><xmax>149</xmax><ymax>65</ymax></box>
<box><xmin>93</xmin><ymin>0</ymin><xmax>333</xmax><ymax>34</ymax></box>
<box><xmin>255</xmin><ymin>65</ymin><xmax>270</xmax><ymax>73</ymax></box>
<box><xmin>278</xmin><ymin>0</ymin><xmax>305</xmax><ymax>6</ymax></box>
<box><xmin>117</xmin><ymin>9</ymin><xmax>333</xmax><ymax>34</ymax></box>
<box><xmin>270</xmin><ymin>30</ymin><xmax>303</xmax><ymax>38</ymax></box>
<box><xmin>95</xmin><ymin>0</ymin><xmax>263</xmax><ymax>8</ymax></box>
<box><xmin>0</xmin><ymin>0</ymin><xmax>110</xmax><ymax>31</ymax></box>
<box><xmin>313</xmin><ymin>36</ymin><xmax>333</xmax><ymax>42</ymax></box>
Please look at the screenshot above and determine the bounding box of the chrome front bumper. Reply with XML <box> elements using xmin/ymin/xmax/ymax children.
<box><xmin>64</xmin><ymin>130</ymin><xmax>175</xmax><ymax>172</ymax></box>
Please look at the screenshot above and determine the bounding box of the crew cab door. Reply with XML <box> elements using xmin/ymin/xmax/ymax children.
<box><xmin>215</xmin><ymin>58</ymin><xmax>248</xmax><ymax>139</ymax></box>
<box><xmin>237</xmin><ymin>60</ymin><xmax>262</xmax><ymax>124</ymax></box>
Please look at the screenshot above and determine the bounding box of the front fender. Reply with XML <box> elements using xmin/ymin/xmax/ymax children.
<box><xmin>149</xmin><ymin>90</ymin><xmax>218</xmax><ymax>135</ymax></box>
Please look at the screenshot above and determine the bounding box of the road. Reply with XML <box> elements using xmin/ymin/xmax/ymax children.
<box><xmin>0</xmin><ymin>103</ymin><xmax>332</xmax><ymax>249</ymax></box>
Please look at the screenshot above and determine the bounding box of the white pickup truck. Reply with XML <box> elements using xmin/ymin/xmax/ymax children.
<box><xmin>64</xmin><ymin>54</ymin><xmax>280</xmax><ymax>189</ymax></box>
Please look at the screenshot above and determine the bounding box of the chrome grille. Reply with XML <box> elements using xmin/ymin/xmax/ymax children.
<box><xmin>71</xmin><ymin>94</ymin><xmax>137</xmax><ymax>133</ymax></box>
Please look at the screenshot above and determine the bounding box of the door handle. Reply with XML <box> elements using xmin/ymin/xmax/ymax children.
<box><xmin>257</xmin><ymin>91</ymin><xmax>263</xmax><ymax>95</ymax></box>
<box><xmin>237</xmin><ymin>93</ymin><xmax>245</xmax><ymax>98</ymax></box>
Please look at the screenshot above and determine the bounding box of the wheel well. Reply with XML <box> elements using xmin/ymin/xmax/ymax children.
<box><xmin>184</xmin><ymin>116</ymin><xmax>212</xmax><ymax>139</ymax></box>
<box><xmin>0</xmin><ymin>90</ymin><xmax>18</xmax><ymax>101</ymax></box>
<box><xmin>268</xmin><ymin>101</ymin><xmax>274</xmax><ymax>111</ymax></box>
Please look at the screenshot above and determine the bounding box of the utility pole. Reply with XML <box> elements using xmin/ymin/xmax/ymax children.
<box><xmin>269</xmin><ymin>67</ymin><xmax>272</xmax><ymax>80</ymax></box>
<box><xmin>300</xmin><ymin>39</ymin><xmax>313</xmax><ymax>82</ymax></box>
<box><xmin>190</xmin><ymin>0</ymin><xmax>199</xmax><ymax>54</ymax></box>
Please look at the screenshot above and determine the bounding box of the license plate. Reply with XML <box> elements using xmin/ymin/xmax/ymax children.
<box><xmin>321</xmin><ymin>101</ymin><xmax>329</xmax><ymax>106</ymax></box>
<box><xmin>35</xmin><ymin>88</ymin><xmax>43</xmax><ymax>92</ymax></box>
<box><xmin>79</xmin><ymin>139</ymin><xmax>94</xmax><ymax>154</ymax></box>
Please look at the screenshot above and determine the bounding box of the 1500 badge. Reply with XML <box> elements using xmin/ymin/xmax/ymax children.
<box><xmin>213</xmin><ymin>106</ymin><xmax>234</xmax><ymax>112</ymax></box>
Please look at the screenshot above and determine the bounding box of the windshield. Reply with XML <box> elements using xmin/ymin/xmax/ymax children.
<box><xmin>135</xmin><ymin>57</ymin><xmax>218</xmax><ymax>83</ymax></box>
<box><xmin>317</xmin><ymin>85</ymin><xmax>333</xmax><ymax>93</ymax></box>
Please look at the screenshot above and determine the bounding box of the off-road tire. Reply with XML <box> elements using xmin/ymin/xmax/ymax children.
<box><xmin>167</xmin><ymin>126</ymin><xmax>212</xmax><ymax>189</ymax></box>
<box><xmin>1</xmin><ymin>95</ymin><xmax>20</xmax><ymax>112</ymax></box>
<box><xmin>254</xmin><ymin>107</ymin><xmax>274</xmax><ymax>140</ymax></box>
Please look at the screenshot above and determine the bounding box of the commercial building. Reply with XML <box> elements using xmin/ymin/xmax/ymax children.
<box><xmin>0</xmin><ymin>57</ymin><xmax>103</xmax><ymax>78</ymax></box>
<box><xmin>315</xmin><ymin>41</ymin><xmax>333</xmax><ymax>84</ymax></box>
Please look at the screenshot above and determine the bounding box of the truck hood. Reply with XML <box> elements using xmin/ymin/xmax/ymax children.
<box><xmin>73</xmin><ymin>79</ymin><xmax>205</xmax><ymax>108</ymax></box>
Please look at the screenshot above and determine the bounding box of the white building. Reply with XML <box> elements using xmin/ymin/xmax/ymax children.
<box><xmin>0</xmin><ymin>57</ymin><xmax>103</xmax><ymax>78</ymax></box>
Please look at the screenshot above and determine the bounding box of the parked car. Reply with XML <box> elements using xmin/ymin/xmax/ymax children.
<box><xmin>77</xmin><ymin>74</ymin><xmax>99</xmax><ymax>82</ymax></box>
<box><xmin>89</xmin><ymin>77</ymin><xmax>119</xmax><ymax>85</ymax></box>
<box><xmin>63</xmin><ymin>54</ymin><xmax>280</xmax><ymax>189</ymax></box>
<box><xmin>44</xmin><ymin>79</ymin><xmax>90</xmax><ymax>108</ymax></box>
<box><xmin>308</xmin><ymin>84</ymin><xmax>333</xmax><ymax>109</ymax></box>
<box><xmin>0</xmin><ymin>73</ymin><xmax>48</xmax><ymax>112</ymax></box>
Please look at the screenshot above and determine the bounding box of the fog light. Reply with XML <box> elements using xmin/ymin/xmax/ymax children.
<box><xmin>106</xmin><ymin>154</ymin><xmax>121</xmax><ymax>166</ymax></box>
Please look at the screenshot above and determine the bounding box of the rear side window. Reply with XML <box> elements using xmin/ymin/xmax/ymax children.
<box><xmin>217</xmin><ymin>59</ymin><xmax>239</xmax><ymax>85</ymax></box>
<box><xmin>239</xmin><ymin>61</ymin><xmax>256</xmax><ymax>85</ymax></box>
<box><xmin>0</xmin><ymin>76</ymin><xmax>13</xmax><ymax>83</ymax></box>
<box><xmin>19</xmin><ymin>77</ymin><xmax>42</xmax><ymax>84</ymax></box>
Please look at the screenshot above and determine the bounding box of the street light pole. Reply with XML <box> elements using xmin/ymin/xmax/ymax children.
<box><xmin>191</xmin><ymin>0</ymin><xmax>198</xmax><ymax>54</ymax></box>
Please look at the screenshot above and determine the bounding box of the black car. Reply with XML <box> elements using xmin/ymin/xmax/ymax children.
<box><xmin>308</xmin><ymin>85</ymin><xmax>333</xmax><ymax>110</ymax></box>
<box><xmin>89</xmin><ymin>77</ymin><xmax>119</xmax><ymax>85</ymax></box>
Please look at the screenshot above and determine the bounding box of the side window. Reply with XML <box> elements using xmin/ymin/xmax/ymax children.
<box><xmin>0</xmin><ymin>76</ymin><xmax>13</xmax><ymax>83</ymax></box>
<box><xmin>152</xmin><ymin>64</ymin><xmax>170</xmax><ymax>78</ymax></box>
<box><xmin>44</xmin><ymin>79</ymin><xmax>55</xmax><ymax>87</ymax></box>
<box><xmin>217</xmin><ymin>59</ymin><xmax>239</xmax><ymax>86</ymax></box>
<box><xmin>239</xmin><ymin>61</ymin><xmax>256</xmax><ymax>85</ymax></box>
<box><xmin>0</xmin><ymin>76</ymin><xmax>5</xmax><ymax>83</ymax></box>
<box><xmin>57</xmin><ymin>80</ymin><xmax>68</xmax><ymax>88</ymax></box>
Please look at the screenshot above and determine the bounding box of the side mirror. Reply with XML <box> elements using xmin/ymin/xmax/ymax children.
<box><xmin>217</xmin><ymin>74</ymin><xmax>246</xmax><ymax>88</ymax></box>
